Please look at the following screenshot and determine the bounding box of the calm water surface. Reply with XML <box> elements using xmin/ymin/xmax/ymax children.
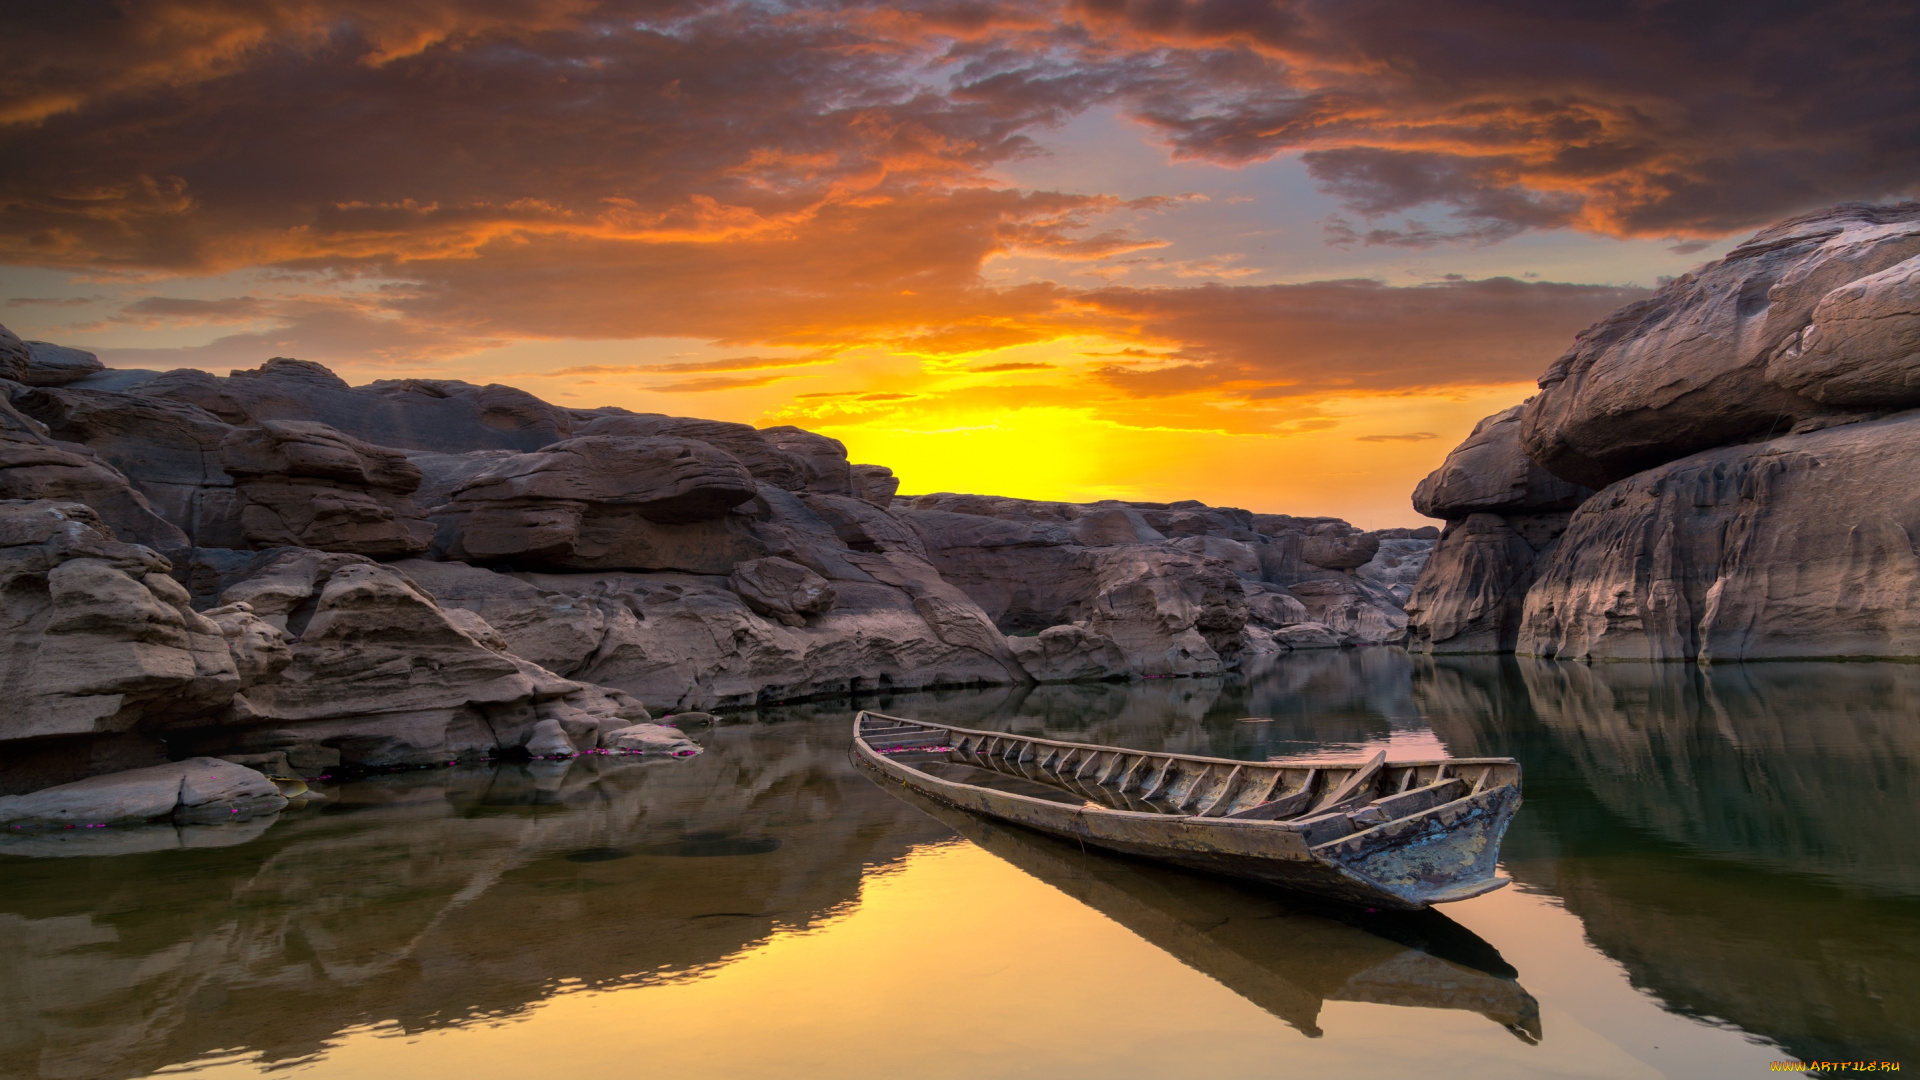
<box><xmin>2</xmin><ymin>651</ymin><xmax>1915</xmax><ymax>1079</ymax></box>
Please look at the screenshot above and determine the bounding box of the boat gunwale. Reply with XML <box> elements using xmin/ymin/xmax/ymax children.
<box><xmin>852</xmin><ymin>710</ymin><xmax>1518</xmax><ymax>774</ymax></box>
<box><xmin>851</xmin><ymin>711</ymin><xmax>1519</xmax><ymax>836</ymax></box>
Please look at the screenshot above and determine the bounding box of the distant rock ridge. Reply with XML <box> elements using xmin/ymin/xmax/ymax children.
<box><xmin>0</xmin><ymin>340</ymin><xmax>1429</xmax><ymax>820</ymax></box>
<box><xmin>1410</xmin><ymin>201</ymin><xmax>1920</xmax><ymax>660</ymax></box>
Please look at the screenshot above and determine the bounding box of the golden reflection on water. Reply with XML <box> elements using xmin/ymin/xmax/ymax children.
<box><xmin>8</xmin><ymin>651</ymin><xmax>1916</xmax><ymax>1080</ymax></box>
<box><xmin>163</xmin><ymin>842</ymin><xmax>1778</xmax><ymax>1080</ymax></box>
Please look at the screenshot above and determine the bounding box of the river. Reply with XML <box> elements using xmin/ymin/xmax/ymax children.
<box><xmin>1</xmin><ymin>651</ymin><xmax>1914</xmax><ymax>1079</ymax></box>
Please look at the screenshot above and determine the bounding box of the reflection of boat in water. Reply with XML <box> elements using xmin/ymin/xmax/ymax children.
<box><xmin>870</xmin><ymin>769</ymin><xmax>1543</xmax><ymax>1043</ymax></box>
<box><xmin>852</xmin><ymin>711</ymin><xmax>1523</xmax><ymax>909</ymax></box>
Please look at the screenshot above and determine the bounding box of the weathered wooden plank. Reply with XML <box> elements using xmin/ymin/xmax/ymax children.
<box><xmin>1311</xmin><ymin>751</ymin><xmax>1387</xmax><ymax>814</ymax></box>
<box><xmin>1196</xmin><ymin>764</ymin><xmax>1244</xmax><ymax>816</ymax></box>
<box><xmin>1225</xmin><ymin>771</ymin><xmax>1318</xmax><ymax>820</ymax></box>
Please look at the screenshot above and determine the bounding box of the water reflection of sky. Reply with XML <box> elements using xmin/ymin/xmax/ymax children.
<box><xmin>0</xmin><ymin>649</ymin><xmax>1913</xmax><ymax>1079</ymax></box>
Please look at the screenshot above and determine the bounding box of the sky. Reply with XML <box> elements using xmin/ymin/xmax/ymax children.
<box><xmin>2</xmin><ymin>1</ymin><xmax>1915</xmax><ymax>527</ymax></box>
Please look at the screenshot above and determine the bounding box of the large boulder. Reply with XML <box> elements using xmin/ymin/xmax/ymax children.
<box><xmin>11</xmin><ymin>385</ymin><xmax>241</xmax><ymax>547</ymax></box>
<box><xmin>1766</xmin><ymin>254</ymin><xmax>1920</xmax><ymax>406</ymax></box>
<box><xmin>1299</xmin><ymin>524</ymin><xmax>1380</xmax><ymax>571</ymax></box>
<box><xmin>1521</xmin><ymin>203</ymin><xmax>1920</xmax><ymax>490</ymax></box>
<box><xmin>0</xmin><ymin>322</ymin><xmax>30</xmax><ymax>382</ymax></box>
<box><xmin>1405</xmin><ymin>403</ymin><xmax>1590</xmax><ymax>653</ymax></box>
<box><xmin>20</xmin><ymin>341</ymin><xmax>105</xmax><ymax>386</ymax></box>
<box><xmin>1519</xmin><ymin>410</ymin><xmax>1920</xmax><ymax>661</ymax></box>
<box><xmin>579</xmin><ymin>414</ymin><xmax>806</xmax><ymax>489</ymax></box>
<box><xmin>1412</xmin><ymin>405</ymin><xmax>1590</xmax><ymax>518</ymax></box>
<box><xmin>221</xmin><ymin>420</ymin><xmax>434</xmax><ymax>556</ymax></box>
<box><xmin>0</xmin><ymin>500</ymin><xmax>238</xmax><ymax>740</ymax></box>
<box><xmin>851</xmin><ymin>464</ymin><xmax>899</xmax><ymax>507</ymax></box>
<box><xmin>433</xmin><ymin>435</ymin><xmax>762</xmax><ymax>572</ymax></box>
<box><xmin>760</xmin><ymin>425</ymin><xmax>855</xmax><ymax>495</ymax></box>
<box><xmin>729</xmin><ymin>556</ymin><xmax>836</xmax><ymax>626</ymax></box>
<box><xmin>0</xmin><ymin>757</ymin><xmax>285</xmax><ymax>828</ymax></box>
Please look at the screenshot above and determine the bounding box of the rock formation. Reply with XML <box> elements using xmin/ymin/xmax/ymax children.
<box><xmin>0</xmin><ymin>327</ymin><xmax>1426</xmax><ymax>822</ymax></box>
<box><xmin>222</xmin><ymin>420</ymin><xmax>435</xmax><ymax>555</ymax></box>
<box><xmin>1405</xmin><ymin>406</ymin><xmax>1591</xmax><ymax>653</ymax></box>
<box><xmin>1519</xmin><ymin>203</ymin><xmax>1920</xmax><ymax>490</ymax></box>
<box><xmin>431</xmin><ymin>434</ymin><xmax>761</xmax><ymax>571</ymax></box>
<box><xmin>1409</xmin><ymin>201</ymin><xmax>1920</xmax><ymax>661</ymax></box>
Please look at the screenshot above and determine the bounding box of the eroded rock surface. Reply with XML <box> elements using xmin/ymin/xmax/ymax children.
<box><xmin>433</xmin><ymin>435</ymin><xmax>761</xmax><ymax>571</ymax></box>
<box><xmin>0</xmin><ymin>501</ymin><xmax>237</xmax><ymax>740</ymax></box>
<box><xmin>1520</xmin><ymin>411</ymin><xmax>1920</xmax><ymax>661</ymax></box>
<box><xmin>223</xmin><ymin>420</ymin><xmax>434</xmax><ymax>555</ymax></box>
<box><xmin>1521</xmin><ymin>203</ymin><xmax>1920</xmax><ymax>490</ymax></box>
<box><xmin>11</xmin><ymin>383</ymin><xmax>242</xmax><ymax>547</ymax></box>
<box><xmin>1406</xmin><ymin>405</ymin><xmax>1589</xmax><ymax>653</ymax></box>
<box><xmin>0</xmin><ymin>757</ymin><xmax>284</xmax><ymax>827</ymax></box>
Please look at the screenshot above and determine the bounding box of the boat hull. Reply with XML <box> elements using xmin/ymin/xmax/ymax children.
<box><xmin>852</xmin><ymin>714</ymin><xmax>1521</xmax><ymax>910</ymax></box>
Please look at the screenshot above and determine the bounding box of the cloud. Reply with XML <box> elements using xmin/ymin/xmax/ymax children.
<box><xmin>0</xmin><ymin>0</ymin><xmax>1908</xmax><ymax>418</ymax></box>
<box><xmin>1073</xmin><ymin>0</ymin><xmax>1920</xmax><ymax>238</ymax></box>
<box><xmin>650</xmin><ymin>372</ymin><xmax>803</xmax><ymax>392</ymax></box>
<box><xmin>1080</xmin><ymin>276</ymin><xmax>1648</xmax><ymax>399</ymax></box>
<box><xmin>1355</xmin><ymin>432</ymin><xmax>1437</xmax><ymax>443</ymax></box>
<box><xmin>970</xmin><ymin>361</ymin><xmax>1054</xmax><ymax>372</ymax></box>
<box><xmin>542</xmin><ymin>354</ymin><xmax>831</xmax><ymax>377</ymax></box>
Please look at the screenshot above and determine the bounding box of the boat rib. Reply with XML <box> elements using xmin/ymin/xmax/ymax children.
<box><xmin>852</xmin><ymin>711</ymin><xmax>1523</xmax><ymax>910</ymax></box>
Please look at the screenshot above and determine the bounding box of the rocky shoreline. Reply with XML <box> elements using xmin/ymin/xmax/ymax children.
<box><xmin>12</xmin><ymin>198</ymin><xmax>1914</xmax><ymax>828</ymax></box>
<box><xmin>0</xmin><ymin>325</ymin><xmax>1427</xmax><ymax>822</ymax></box>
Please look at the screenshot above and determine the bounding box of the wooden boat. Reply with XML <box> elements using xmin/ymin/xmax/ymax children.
<box><xmin>851</xmin><ymin>711</ymin><xmax>1522</xmax><ymax>910</ymax></box>
<box><xmin>882</xmin><ymin>779</ymin><xmax>1541</xmax><ymax>1042</ymax></box>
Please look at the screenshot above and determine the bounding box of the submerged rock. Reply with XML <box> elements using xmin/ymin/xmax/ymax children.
<box><xmin>0</xmin><ymin>757</ymin><xmax>285</xmax><ymax>828</ymax></box>
<box><xmin>600</xmin><ymin>722</ymin><xmax>702</xmax><ymax>755</ymax></box>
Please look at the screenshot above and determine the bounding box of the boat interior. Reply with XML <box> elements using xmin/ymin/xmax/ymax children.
<box><xmin>856</xmin><ymin>712</ymin><xmax>1519</xmax><ymax>842</ymax></box>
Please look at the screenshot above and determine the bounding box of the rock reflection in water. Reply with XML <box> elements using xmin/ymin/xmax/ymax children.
<box><xmin>1416</xmin><ymin>654</ymin><xmax>1920</xmax><ymax>1066</ymax></box>
<box><xmin>0</xmin><ymin>650</ymin><xmax>1914</xmax><ymax>1078</ymax></box>
<box><xmin>0</xmin><ymin>723</ymin><xmax>949</xmax><ymax>1080</ymax></box>
<box><xmin>877</xmin><ymin>775</ymin><xmax>1543</xmax><ymax>1043</ymax></box>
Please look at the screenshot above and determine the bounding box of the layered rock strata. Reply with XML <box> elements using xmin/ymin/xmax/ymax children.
<box><xmin>1520</xmin><ymin>203</ymin><xmax>1920</xmax><ymax>489</ymax></box>
<box><xmin>1409</xmin><ymin>202</ymin><xmax>1920</xmax><ymax>660</ymax></box>
<box><xmin>1406</xmin><ymin>405</ymin><xmax>1591</xmax><ymax>653</ymax></box>
<box><xmin>222</xmin><ymin>420</ymin><xmax>435</xmax><ymax>555</ymax></box>
<box><xmin>0</xmin><ymin>326</ymin><xmax>1424</xmax><ymax>820</ymax></box>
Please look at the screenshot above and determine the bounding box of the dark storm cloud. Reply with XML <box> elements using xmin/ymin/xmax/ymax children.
<box><xmin>1073</xmin><ymin>0</ymin><xmax>1920</xmax><ymax>238</ymax></box>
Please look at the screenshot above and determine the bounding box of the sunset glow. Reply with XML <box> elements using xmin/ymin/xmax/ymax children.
<box><xmin>4</xmin><ymin>1</ymin><xmax>1914</xmax><ymax>523</ymax></box>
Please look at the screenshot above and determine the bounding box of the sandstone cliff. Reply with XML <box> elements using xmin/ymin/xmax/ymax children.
<box><xmin>1410</xmin><ymin>201</ymin><xmax>1920</xmax><ymax>660</ymax></box>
